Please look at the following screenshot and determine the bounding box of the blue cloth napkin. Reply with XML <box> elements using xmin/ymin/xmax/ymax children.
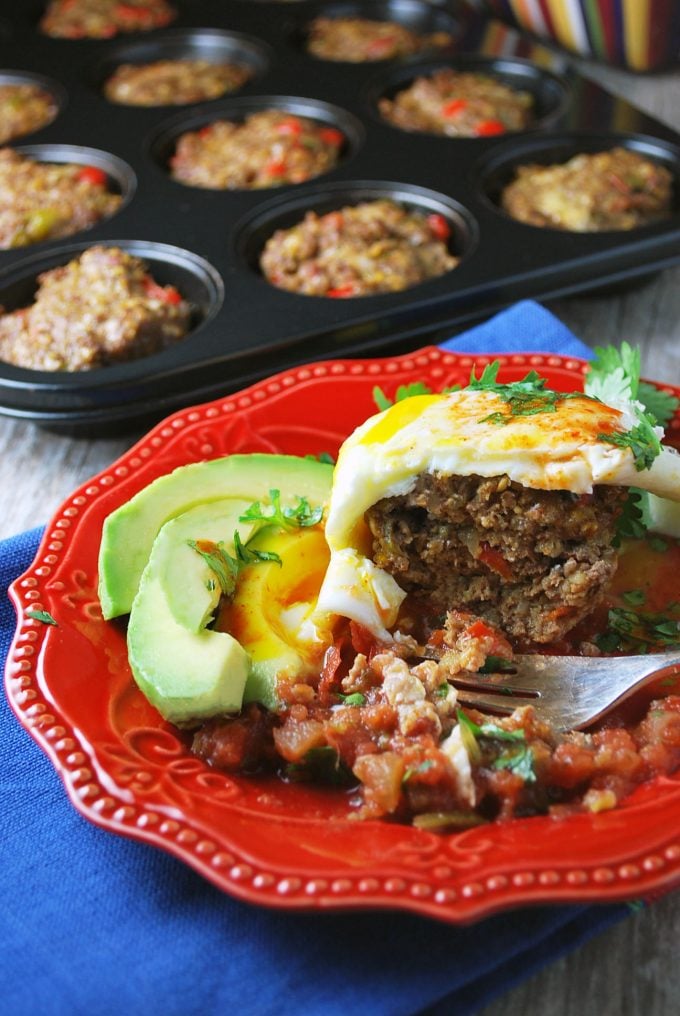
<box><xmin>1</xmin><ymin>301</ymin><xmax>629</xmax><ymax>1016</ymax></box>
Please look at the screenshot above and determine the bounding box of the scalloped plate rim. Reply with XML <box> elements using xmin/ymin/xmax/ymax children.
<box><xmin>5</xmin><ymin>345</ymin><xmax>680</xmax><ymax>923</ymax></box>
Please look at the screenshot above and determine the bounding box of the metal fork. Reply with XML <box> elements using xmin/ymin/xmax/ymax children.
<box><xmin>450</xmin><ymin>651</ymin><xmax>680</xmax><ymax>731</ymax></box>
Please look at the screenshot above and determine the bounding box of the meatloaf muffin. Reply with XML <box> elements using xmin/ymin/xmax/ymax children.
<box><xmin>379</xmin><ymin>69</ymin><xmax>534</xmax><ymax>136</ymax></box>
<box><xmin>306</xmin><ymin>16</ymin><xmax>453</xmax><ymax>62</ymax></box>
<box><xmin>104</xmin><ymin>59</ymin><xmax>253</xmax><ymax>106</ymax></box>
<box><xmin>365</xmin><ymin>473</ymin><xmax>627</xmax><ymax>644</ymax></box>
<box><xmin>0</xmin><ymin>246</ymin><xmax>191</xmax><ymax>371</ymax></box>
<box><xmin>0</xmin><ymin>148</ymin><xmax>122</xmax><ymax>249</ymax></box>
<box><xmin>0</xmin><ymin>83</ymin><xmax>58</xmax><ymax>144</ymax></box>
<box><xmin>260</xmin><ymin>199</ymin><xmax>459</xmax><ymax>297</ymax></box>
<box><xmin>40</xmin><ymin>0</ymin><xmax>175</xmax><ymax>39</ymax></box>
<box><xmin>501</xmin><ymin>147</ymin><xmax>674</xmax><ymax>231</ymax></box>
<box><xmin>169</xmin><ymin>110</ymin><xmax>345</xmax><ymax>189</ymax></box>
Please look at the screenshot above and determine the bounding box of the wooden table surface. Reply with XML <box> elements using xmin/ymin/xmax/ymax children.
<box><xmin>1</xmin><ymin>51</ymin><xmax>679</xmax><ymax>1016</ymax></box>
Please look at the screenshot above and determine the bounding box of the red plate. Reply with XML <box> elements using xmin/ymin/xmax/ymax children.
<box><xmin>6</xmin><ymin>347</ymin><xmax>680</xmax><ymax>923</ymax></box>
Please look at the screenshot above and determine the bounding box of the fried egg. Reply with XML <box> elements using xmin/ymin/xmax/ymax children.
<box><xmin>316</xmin><ymin>388</ymin><xmax>680</xmax><ymax>640</ymax></box>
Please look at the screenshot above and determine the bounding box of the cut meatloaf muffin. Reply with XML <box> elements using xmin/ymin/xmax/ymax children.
<box><xmin>104</xmin><ymin>59</ymin><xmax>253</xmax><ymax>106</ymax></box>
<box><xmin>169</xmin><ymin>110</ymin><xmax>345</xmax><ymax>189</ymax></box>
<box><xmin>306</xmin><ymin>16</ymin><xmax>453</xmax><ymax>62</ymax></box>
<box><xmin>0</xmin><ymin>246</ymin><xmax>191</xmax><ymax>371</ymax></box>
<box><xmin>379</xmin><ymin>69</ymin><xmax>534</xmax><ymax>136</ymax></box>
<box><xmin>40</xmin><ymin>0</ymin><xmax>175</xmax><ymax>39</ymax></box>
<box><xmin>501</xmin><ymin>147</ymin><xmax>673</xmax><ymax>231</ymax></box>
<box><xmin>0</xmin><ymin>84</ymin><xmax>58</xmax><ymax>144</ymax></box>
<box><xmin>0</xmin><ymin>148</ymin><xmax>122</xmax><ymax>249</ymax></box>
<box><xmin>260</xmin><ymin>199</ymin><xmax>459</xmax><ymax>297</ymax></box>
<box><xmin>364</xmin><ymin>472</ymin><xmax>627</xmax><ymax>644</ymax></box>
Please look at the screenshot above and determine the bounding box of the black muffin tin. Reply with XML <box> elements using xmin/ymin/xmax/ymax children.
<box><xmin>0</xmin><ymin>0</ymin><xmax>679</xmax><ymax>432</ymax></box>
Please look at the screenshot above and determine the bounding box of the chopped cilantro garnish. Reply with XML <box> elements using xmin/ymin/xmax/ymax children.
<box><xmin>493</xmin><ymin>745</ymin><xmax>536</xmax><ymax>782</ymax></box>
<box><xmin>372</xmin><ymin>380</ymin><xmax>461</xmax><ymax>410</ymax></box>
<box><xmin>480</xmin><ymin>655</ymin><xmax>517</xmax><ymax>674</ymax></box>
<box><xmin>456</xmin><ymin>709</ymin><xmax>526</xmax><ymax>743</ymax></box>
<box><xmin>26</xmin><ymin>609</ymin><xmax>57</xmax><ymax>626</ymax></box>
<box><xmin>239</xmin><ymin>488</ymin><xmax>323</xmax><ymax>530</ymax></box>
<box><xmin>597</xmin><ymin>420</ymin><xmax>661</xmax><ymax>472</ymax></box>
<box><xmin>188</xmin><ymin>536</ymin><xmax>281</xmax><ymax>599</ymax></box>
<box><xmin>403</xmin><ymin>759</ymin><xmax>436</xmax><ymax>782</ymax></box>
<box><xmin>305</xmin><ymin>451</ymin><xmax>335</xmax><ymax>465</ymax></box>
<box><xmin>584</xmin><ymin>342</ymin><xmax>674</xmax><ymax>472</ymax></box>
<box><xmin>622</xmin><ymin>589</ymin><xmax>646</xmax><ymax>607</ymax></box>
<box><xmin>337</xmin><ymin>692</ymin><xmax>366</xmax><ymax>706</ymax></box>
<box><xmin>467</xmin><ymin>362</ymin><xmax>580</xmax><ymax>422</ymax></box>
<box><xmin>595</xmin><ymin>606</ymin><xmax>680</xmax><ymax>654</ymax></box>
<box><xmin>613</xmin><ymin>489</ymin><xmax>648</xmax><ymax>546</ymax></box>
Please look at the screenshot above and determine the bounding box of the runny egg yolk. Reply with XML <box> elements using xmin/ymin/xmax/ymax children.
<box><xmin>217</xmin><ymin>526</ymin><xmax>333</xmax><ymax>676</ymax></box>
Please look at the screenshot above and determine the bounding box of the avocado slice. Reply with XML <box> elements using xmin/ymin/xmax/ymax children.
<box><xmin>127</xmin><ymin>551</ymin><xmax>250</xmax><ymax>726</ymax></box>
<box><xmin>218</xmin><ymin>526</ymin><xmax>333</xmax><ymax>711</ymax></box>
<box><xmin>98</xmin><ymin>454</ymin><xmax>334</xmax><ymax>620</ymax></box>
<box><xmin>155</xmin><ymin>499</ymin><xmax>254</xmax><ymax>632</ymax></box>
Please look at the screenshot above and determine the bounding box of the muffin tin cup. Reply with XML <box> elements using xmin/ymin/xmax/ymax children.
<box><xmin>288</xmin><ymin>0</ymin><xmax>460</xmax><ymax>61</ymax></box>
<box><xmin>0</xmin><ymin>239</ymin><xmax>224</xmax><ymax>410</ymax></box>
<box><xmin>90</xmin><ymin>27</ymin><xmax>274</xmax><ymax>105</ymax></box>
<box><xmin>0</xmin><ymin>1</ymin><xmax>678</xmax><ymax>432</ymax></box>
<box><xmin>365</xmin><ymin>52</ymin><xmax>571</xmax><ymax>136</ymax></box>
<box><xmin>148</xmin><ymin>94</ymin><xmax>366</xmax><ymax>186</ymax></box>
<box><xmin>477</xmin><ymin>130</ymin><xmax>680</xmax><ymax>229</ymax></box>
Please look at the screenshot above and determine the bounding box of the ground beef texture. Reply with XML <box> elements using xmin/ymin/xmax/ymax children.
<box><xmin>169</xmin><ymin>110</ymin><xmax>345</xmax><ymax>189</ymax></box>
<box><xmin>501</xmin><ymin>147</ymin><xmax>673</xmax><ymax>231</ymax></box>
<box><xmin>260</xmin><ymin>199</ymin><xmax>459</xmax><ymax>297</ymax></box>
<box><xmin>0</xmin><ymin>245</ymin><xmax>191</xmax><ymax>371</ymax></box>
<box><xmin>364</xmin><ymin>472</ymin><xmax>626</xmax><ymax>643</ymax></box>
<box><xmin>0</xmin><ymin>84</ymin><xmax>58</xmax><ymax>144</ymax></box>
<box><xmin>104</xmin><ymin>59</ymin><xmax>253</xmax><ymax>106</ymax></box>
<box><xmin>0</xmin><ymin>148</ymin><xmax>122</xmax><ymax>249</ymax></box>
<box><xmin>379</xmin><ymin>69</ymin><xmax>534</xmax><ymax>136</ymax></box>
<box><xmin>306</xmin><ymin>16</ymin><xmax>452</xmax><ymax>62</ymax></box>
<box><xmin>40</xmin><ymin>0</ymin><xmax>175</xmax><ymax>39</ymax></box>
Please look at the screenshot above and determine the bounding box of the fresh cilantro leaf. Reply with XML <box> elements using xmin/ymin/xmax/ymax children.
<box><xmin>336</xmin><ymin>692</ymin><xmax>366</xmax><ymax>706</ymax></box>
<box><xmin>188</xmin><ymin>533</ymin><xmax>282</xmax><ymax>600</ymax></box>
<box><xmin>585</xmin><ymin>343</ymin><xmax>671</xmax><ymax>472</ymax></box>
<box><xmin>480</xmin><ymin>655</ymin><xmax>517</xmax><ymax>674</ymax></box>
<box><xmin>598</xmin><ymin>419</ymin><xmax>661</xmax><ymax>471</ymax></box>
<box><xmin>233</xmin><ymin>530</ymin><xmax>282</xmax><ymax>567</ymax></box>
<box><xmin>595</xmin><ymin>606</ymin><xmax>680</xmax><ymax>653</ymax></box>
<box><xmin>493</xmin><ymin>745</ymin><xmax>536</xmax><ymax>782</ymax></box>
<box><xmin>372</xmin><ymin>381</ymin><xmax>461</xmax><ymax>410</ymax></box>
<box><xmin>622</xmin><ymin>589</ymin><xmax>646</xmax><ymax>606</ymax></box>
<box><xmin>467</xmin><ymin>362</ymin><xmax>580</xmax><ymax>421</ymax></box>
<box><xmin>26</xmin><ymin>609</ymin><xmax>57</xmax><ymax>626</ymax></box>
<box><xmin>637</xmin><ymin>381</ymin><xmax>679</xmax><ymax>428</ymax></box>
<box><xmin>585</xmin><ymin>342</ymin><xmax>641</xmax><ymax>404</ymax></box>
<box><xmin>614</xmin><ymin>489</ymin><xmax>648</xmax><ymax>546</ymax></box>
<box><xmin>456</xmin><ymin>709</ymin><xmax>525</xmax><ymax>743</ymax></box>
<box><xmin>403</xmin><ymin>759</ymin><xmax>436</xmax><ymax>782</ymax></box>
<box><xmin>239</xmin><ymin>489</ymin><xmax>323</xmax><ymax>530</ymax></box>
<box><xmin>187</xmin><ymin>540</ymin><xmax>239</xmax><ymax>598</ymax></box>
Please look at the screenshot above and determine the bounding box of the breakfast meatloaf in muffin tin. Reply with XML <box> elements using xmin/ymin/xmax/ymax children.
<box><xmin>501</xmin><ymin>147</ymin><xmax>674</xmax><ymax>231</ymax></box>
<box><xmin>259</xmin><ymin>198</ymin><xmax>459</xmax><ymax>297</ymax></box>
<box><xmin>306</xmin><ymin>15</ymin><xmax>453</xmax><ymax>62</ymax></box>
<box><xmin>103</xmin><ymin>57</ymin><xmax>254</xmax><ymax>106</ymax></box>
<box><xmin>39</xmin><ymin>0</ymin><xmax>176</xmax><ymax>39</ymax></box>
<box><xmin>0</xmin><ymin>148</ymin><xmax>122</xmax><ymax>249</ymax></box>
<box><xmin>169</xmin><ymin>109</ymin><xmax>346</xmax><ymax>189</ymax></box>
<box><xmin>379</xmin><ymin>68</ymin><xmax>535</xmax><ymax>137</ymax></box>
<box><xmin>0</xmin><ymin>1</ymin><xmax>676</xmax><ymax>431</ymax></box>
<box><xmin>0</xmin><ymin>83</ymin><xmax>59</xmax><ymax>144</ymax></box>
<box><xmin>0</xmin><ymin>245</ymin><xmax>192</xmax><ymax>371</ymax></box>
